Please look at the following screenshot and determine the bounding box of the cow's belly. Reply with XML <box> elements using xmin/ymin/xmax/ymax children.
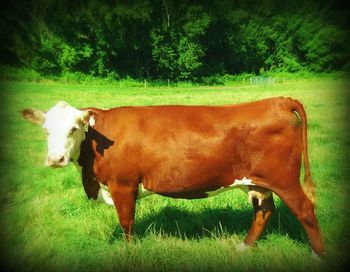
<box><xmin>154</xmin><ymin>177</ymin><xmax>255</xmax><ymax>199</ymax></box>
<box><xmin>140</xmin><ymin>154</ymin><xmax>248</xmax><ymax>198</ymax></box>
<box><xmin>94</xmin><ymin>177</ymin><xmax>271</xmax><ymax>206</ymax></box>
<box><xmin>142</xmin><ymin>177</ymin><xmax>272</xmax><ymax>204</ymax></box>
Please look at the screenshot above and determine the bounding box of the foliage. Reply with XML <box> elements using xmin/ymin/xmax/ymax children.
<box><xmin>2</xmin><ymin>65</ymin><xmax>347</xmax><ymax>87</ymax></box>
<box><xmin>0</xmin><ymin>0</ymin><xmax>349</xmax><ymax>81</ymax></box>
<box><xmin>0</xmin><ymin>66</ymin><xmax>43</xmax><ymax>82</ymax></box>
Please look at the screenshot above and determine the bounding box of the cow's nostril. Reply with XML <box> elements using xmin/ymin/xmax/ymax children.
<box><xmin>59</xmin><ymin>156</ymin><xmax>65</xmax><ymax>163</ymax></box>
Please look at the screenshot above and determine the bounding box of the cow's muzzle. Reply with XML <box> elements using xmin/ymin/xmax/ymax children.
<box><xmin>46</xmin><ymin>155</ymin><xmax>67</xmax><ymax>167</ymax></box>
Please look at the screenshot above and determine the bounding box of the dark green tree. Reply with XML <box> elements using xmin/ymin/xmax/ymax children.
<box><xmin>1</xmin><ymin>0</ymin><xmax>349</xmax><ymax>80</ymax></box>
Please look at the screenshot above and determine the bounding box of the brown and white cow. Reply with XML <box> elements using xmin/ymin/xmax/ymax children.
<box><xmin>22</xmin><ymin>97</ymin><xmax>326</xmax><ymax>256</ymax></box>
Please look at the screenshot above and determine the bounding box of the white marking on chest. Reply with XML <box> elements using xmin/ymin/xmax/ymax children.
<box><xmin>206</xmin><ymin>177</ymin><xmax>255</xmax><ymax>197</ymax></box>
<box><xmin>88</xmin><ymin>115</ymin><xmax>95</xmax><ymax>127</ymax></box>
<box><xmin>74</xmin><ymin>163</ymin><xmax>115</xmax><ymax>206</ymax></box>
<box><xmin>74</xmin><ymin>162</ymin><xmax>153</xmax><ymax>205</ymax></box>
<box><xmin>93</xmin><ymin>182</ymin><xmax>114</xmax><ymax>205</ymax></box>
<box><xmin>73</xmin><ymin>161</ymin><xmax>113</xmax><ymax>205</ymax></box>
<box><xmin>89</xmin><ymin>182</ymin><xmax>154</xmax><ymax>205</ymax></box>
<box><xmin>87</xmin><ymin>180</ymin><xmax>114</xmax><ymax>205</ymax></box>
<box><xmin>93</xmin><ymin>185</ymin><xmax>114</xmax><ymax>205</ymax></box>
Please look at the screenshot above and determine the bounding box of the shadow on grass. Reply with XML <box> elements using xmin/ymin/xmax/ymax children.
<box><xmin>109</xmin><ymin>201</ymin><xmax>309</xmax><ymax>245</ymax></box>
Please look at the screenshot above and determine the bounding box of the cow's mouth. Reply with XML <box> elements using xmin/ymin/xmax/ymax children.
<box><xmin>46</xmin><ymin>155</ymin><xmax>68</xmax><ymax>167</ymax></box>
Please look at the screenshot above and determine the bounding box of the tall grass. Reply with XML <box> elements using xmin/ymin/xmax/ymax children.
<box><xmin>0</xmin><ymin>78</ymin><xmax>349</xmax><ymax>271</ymax></box>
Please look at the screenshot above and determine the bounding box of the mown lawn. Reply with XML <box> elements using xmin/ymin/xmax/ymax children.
<box><xmin>0</xmin><ymin>78</ymin><xmax>349</xmax><ymax>271</ymax></box>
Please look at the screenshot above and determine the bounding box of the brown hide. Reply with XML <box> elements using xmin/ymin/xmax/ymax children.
<box><xmin>82</xmin><ymin>97</ymin><xmax>300</xmax><ymax>197</ymax></box>
<box><xmin>77</xmin><ymin>97</ymin><xmax>325</xmax><ymax>256</ymax></box>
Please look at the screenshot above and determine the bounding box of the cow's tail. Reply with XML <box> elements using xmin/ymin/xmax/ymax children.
<box><xmin>291</xmin><ymin>99</ymin><xmax>316</xmax><ymax>205</ymax></box>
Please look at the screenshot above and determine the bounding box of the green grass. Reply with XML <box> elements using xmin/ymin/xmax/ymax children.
<box><xmin>0</xmin><ymin>78</ymin><xmax>349</xmax><ymax>271</ymax></box>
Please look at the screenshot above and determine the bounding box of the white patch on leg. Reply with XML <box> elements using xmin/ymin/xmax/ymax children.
<box><xmin>311</xmin><ymin>250</ymin><xmax>322</xmax><ymax>261</ymax></box>
<box><xmin>205</xmin><ymin>177</ymin><xmax>271</xmax><ymax>206</ymax></box>
<box><xmin>236</xmin><ymin>242</ymin><xmax>249</xmax><ymax>252</ymax></box>
<box><xmin>248</xmin><ymin>189</ymin><xmax>272</xmax><ymax>206</ymax></box>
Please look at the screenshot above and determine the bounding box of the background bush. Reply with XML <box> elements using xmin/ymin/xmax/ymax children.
<box><xmin>0</xmin><ymin>0</ymin><xmax>349</xmax><ymax>81</ymax></box>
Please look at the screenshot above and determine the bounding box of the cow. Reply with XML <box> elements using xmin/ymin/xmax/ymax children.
<box><xmin>22</xmin><ymin>97</ymin><xmax>326</xmax><ymax>256</ymax></box>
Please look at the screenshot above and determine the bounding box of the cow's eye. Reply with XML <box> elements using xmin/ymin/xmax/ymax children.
<box><xmin>70</xmin><ymin>127</ymin><xmax>78</xmax><ymax>134</ymax></box>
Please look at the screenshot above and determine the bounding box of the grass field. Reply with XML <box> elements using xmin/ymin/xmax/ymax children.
<box><xmin>0</xmin><ymin>78</ymin><xmax>349</xmax><ymax>271</ymax></box>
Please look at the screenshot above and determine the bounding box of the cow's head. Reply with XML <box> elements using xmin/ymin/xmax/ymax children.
<box><xmin>22</xmin><ymin>101</ymin><xmax>94</xmax><ymax>167</ymax></box>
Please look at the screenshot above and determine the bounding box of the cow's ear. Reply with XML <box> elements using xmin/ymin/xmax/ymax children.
<box><xmin>81</xmin><ymin>110</ymin><xmax>97</xmax><ymax>127</ymax></box>
<box><xmin>22</xmin><ymin>109</ymin><xmax>45</xmax><ymax>125</ymax></box>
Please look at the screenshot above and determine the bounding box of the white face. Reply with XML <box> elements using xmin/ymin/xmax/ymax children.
<box><xmin>23</xmin><ymin>101</ymin><xmax>91</xmax><ymax>167</ymax></box>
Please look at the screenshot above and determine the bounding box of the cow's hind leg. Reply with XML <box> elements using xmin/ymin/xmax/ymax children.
<box><xmin>242</xmin><ymin>194</ymin><xmax>275</xmax><ymax>248</ymax></box>
<box><xmin>276</xmin><ymin>184</ymin><xmax>326</xmax><ymax>256</ymax></box>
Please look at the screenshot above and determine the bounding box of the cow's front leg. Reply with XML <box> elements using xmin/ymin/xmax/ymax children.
<box><xmin>109</xmin><ymin>183</ymin><xmax>137</xmax><ymax>240</ymax></box>
<box><xmin>242</xmin><ymin>194</ymin><xmax>275</xmax><ymax>248</ymax></box>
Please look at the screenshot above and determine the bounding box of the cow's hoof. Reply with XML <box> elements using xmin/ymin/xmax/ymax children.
<box><xmin>311</xmin><ymin>250</ymin><xmax>325</xmax><ymax>261</ymax></box>
<box><xmin>236</xmin><ymin>242</ymin><xmax>249</xmax><ymax>252</ymax></box>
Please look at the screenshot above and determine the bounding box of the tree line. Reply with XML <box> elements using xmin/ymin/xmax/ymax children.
<box><xmin>1</xmin><ymin>0</ymin><xmax>349</xmax><ymax>81</ymax></box>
